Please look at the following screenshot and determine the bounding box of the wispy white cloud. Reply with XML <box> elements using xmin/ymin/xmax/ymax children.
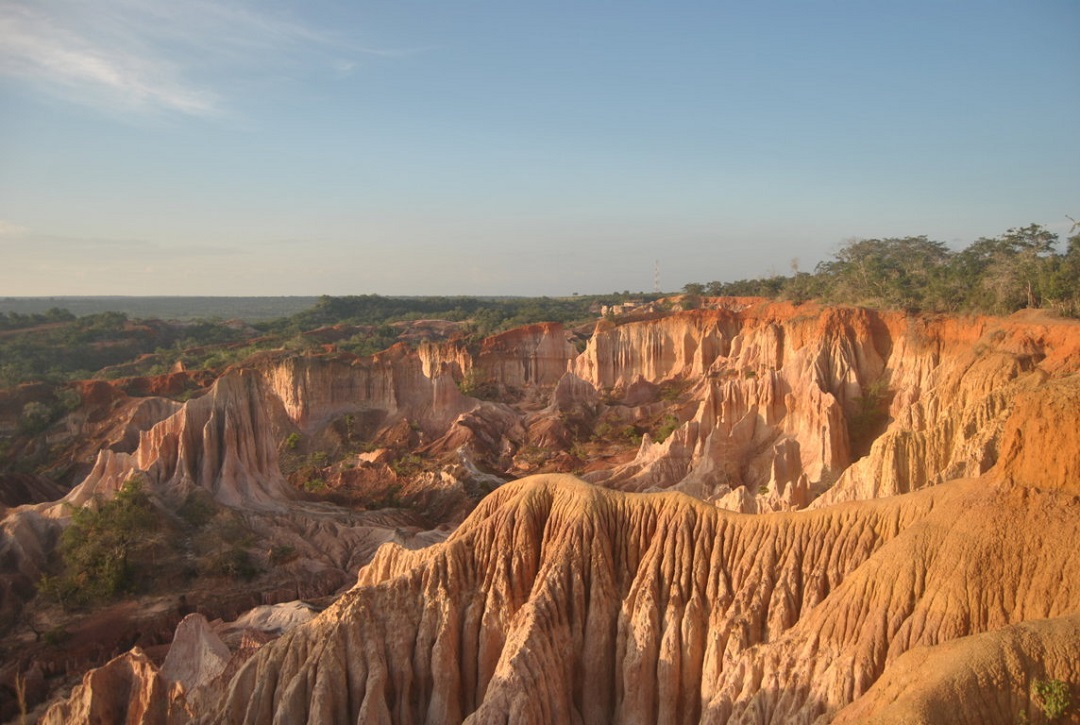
<box><xmin>0</xmin><ymin>0</ymin><xmax>405</xmax><ymax>117</ymax></box>
<box><xmin>334</xmin><ymin>59</ymin><xmax>357</xmax><ymax>77</ymax></box>
<box><xmin>0</xmin><ymin>1</ymin><xmax>218</xmax><ymax>115</ymax></box>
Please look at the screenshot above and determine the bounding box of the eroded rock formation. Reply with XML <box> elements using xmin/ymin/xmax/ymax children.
<box><xmin>196</xmin><ymin>472</ymin><xmax>1078</xmax><ymax>724</ymax></box>
<box><xmin>575</xmin><ymin>304</ymin><xmax>1078</xmax><ymax>511</ymax></box>
<box><xmin>7</xmin><ymin>301</ymin><xmax>1079</xmax><ymax>723</ymax></box>
<box><xmin>40</xmin><ymin>648</ymin><xmax>190</xmax><ymax>725</ymax></box>
<box><xmin>45</xmin><ymin>301</ymin><xmax>1074</xmax><ymax>518</ymax></box>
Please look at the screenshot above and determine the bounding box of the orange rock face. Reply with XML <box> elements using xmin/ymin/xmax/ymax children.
<box><xmin>55</xmin><ymin>302</ymin><xmax>1073</xmax><ymax>515</ymax></box>
<box><xmin>199</xmin><ymin>473</ymin><xmax>1078</xmax><ymax>724</ymax></box>
<box><xmin>40</xmin><ymin>648</ymin><xmax>189</xmax><ymax>725</ymax></box>
<box><xmin>475</xmin><ymin>322</ymin><xmax>577</xmax><ymax>389</ymax></box>
<box><xmin>10</xmin><ymin>302</ymin><xmax>1080</xmax><ymax>723</ymax></box>
<box><xmin>572</xmin><ymin>304</ymin><xmax>1079</xmax><ymax>511</ymax></box>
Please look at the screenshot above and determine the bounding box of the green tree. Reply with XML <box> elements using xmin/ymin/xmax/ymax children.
<box><xmin>964</xmin><ymin>224</ymin><xmax>1059</xmax><ymax>313</ymax></box>
<box><xmin>1033</xmin><ymin>678</ymin><xmax>1071</xmax><ymax>720</ymax></box>
<box><xmin>684</xmin><ymin>222</ymin><xmax>1077</xmax><ymax>317</ymax></box>
<box><xmin>39</xmin><ymin>478</ymin><xmax>161</xmax><ymax>608</ymax></box>
<box><xmin>817</xmin><ymin>236</ymin><xmax>951</xmax><ymax>310</ymax></box>
<box><xmin>17</xmin><ymin>401</ymin><xmax>53</xmax><ymax>435</ymax></box>
<box><xmin>1032</xmin><ymin>230</ymin><xmax>1080</xmax><ymax>315</ymax></box>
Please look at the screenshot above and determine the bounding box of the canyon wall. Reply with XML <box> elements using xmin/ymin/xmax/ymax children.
<box><xmin>49</xmin><ymin>370</ymin><xmax>293</xmax><ymax>513</ymax></box>
<box><xmin>58</xmin><ymin>301</ymin><xmax>1074</xmax><ymax>515</ymax></box>
<box><xmin>21</xmin><ymin>301</ymin><xmax>1079</xmax><ymax>723</ymax></box>
<box><xmin>815</xmin><ymin>310</ymin><xmax>1080</xmax><ymax>504</ymax></box>
<box><xmin>573</xmin><ymin>303</ymin><xmax>1078</xmax><ymax>510</ymax></box>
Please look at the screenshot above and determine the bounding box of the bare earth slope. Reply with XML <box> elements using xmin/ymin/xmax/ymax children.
<box><xmin>832</xmin><ymin>614</ymin><xmax>1080</xmax><ymax>724</ymax></box>
<box><xmin>202</xmin><ymin>473</ymin><xmax>1078</xmax><ymax>724</ymax></box>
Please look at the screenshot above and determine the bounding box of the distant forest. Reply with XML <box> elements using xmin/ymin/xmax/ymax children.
<box><xmin>0</xmin><ymin>293</ymin><xmax>657</xmax><ymax>387</ymax></box>
<box><xmin>684</xmin><ymin>223</ymin><xmax>1080</xmax><ymax>317</ymax></box>
<box><xmin>275</xmin><ymin>293</ymin><xmax>654</xmax><ymax>335</ymax></box>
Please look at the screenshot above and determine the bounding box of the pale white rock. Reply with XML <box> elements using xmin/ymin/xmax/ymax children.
<box><xmin>161</xmin><ymin>614</ymin><xmax>231</xmax><ymax>692</ymax></box>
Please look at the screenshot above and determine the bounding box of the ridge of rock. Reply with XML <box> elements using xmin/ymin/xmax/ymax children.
<box><xmin>202</xmin><ymin>473</ymin><xmax>1079</xmax><ymax>724</ymax></box>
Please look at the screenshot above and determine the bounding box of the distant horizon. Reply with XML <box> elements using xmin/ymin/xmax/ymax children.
<box><xmin>3</xmin><ymin>1</ymin><xmax>1077</xmax><ymax>296</ymax></box>
<box><xmin>3</xmin><ymin>215</ymin><xmax>1077</xmax><ymax>301</ymax></box>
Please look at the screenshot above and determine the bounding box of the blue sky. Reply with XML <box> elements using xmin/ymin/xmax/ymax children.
<box><xmin>1</xmin><ymin>0</ymin><xmax>1078</xmax><ymax>296</ymax></box>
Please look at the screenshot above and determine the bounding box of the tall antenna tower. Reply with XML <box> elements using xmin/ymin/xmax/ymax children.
<box><xmin>653</xmin><ymin>260</ymin><xmax>661</xmax><ymax>293</ymax></box>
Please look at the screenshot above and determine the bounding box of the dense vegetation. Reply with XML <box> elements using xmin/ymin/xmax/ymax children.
<box><xmin>684</xmin><ymin>223</ymin><xmax>1080</xmax><ymax>316</ymax></box>
<box><xmin>37</xmin><ymin>479</ymin><xmax>161</xmax><ymax>608</ymax></box>
<box><xmin>36</xmin><ymin>479</ymin><xmax>263</xmax><ymax>610</ymax></box>
<box><xmin>0</xmin><ymin>293</ymin><xmax>656</xmax><ymax>386</ymax></box>
<box><xmin>0</xmin><ymin>312</ymin><xmax>252</xmax><ymax>387</ymax></box>
<box><xmin>0</xmin><ymin>307</ymin><xmax>77</xmax><ymax>331</ymax></box>
<box><xmin>266</xmin><ymin>292</ymin><xmax>659</xmax><ymax>336</ymax></box>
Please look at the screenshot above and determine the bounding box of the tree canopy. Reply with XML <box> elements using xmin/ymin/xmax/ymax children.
<box><xmin>688</xmin><ymin>224</ymin><xmax>1080</xmax><ymax>316</ymax></box>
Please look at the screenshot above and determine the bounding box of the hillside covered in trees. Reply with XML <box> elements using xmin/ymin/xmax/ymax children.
<box><xmin>685</xmin><ymin>223</ymin><xmax>1080</xmax><ymax>316</ymax></box>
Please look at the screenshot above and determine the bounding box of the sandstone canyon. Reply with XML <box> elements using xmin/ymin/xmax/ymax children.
<box><xmin>0</xmin><ymin>298</ymin><xmax>1077</xmax><ymax>723</ymax></box>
